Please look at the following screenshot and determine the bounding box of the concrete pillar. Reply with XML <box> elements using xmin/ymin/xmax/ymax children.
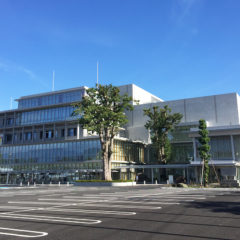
<box><xmin>42</xmin><ymin>125</ymin><xmax>45</xmax><ymax>141</ymax></box>
<box><xmin>32</xmin><ymin>126</ymin><xmax>34</xmax><ymax>143</ymax></box>
<box><xmin>22</xmin><ymin>127</ymin><xmax>24</xmax><ymax>143</ymax></box>
<box><xmin>12</xmin><ymin>127</ymin><xmax>15</xmax><ymax>144</ymax></box>
<box><xmin>186</xmin><ymin>168</ymin><xmax>189</xmax><ymax>184</ymax></box>
<box><xmin>53</xmin><ymin>123</ymin><xmax>56</xmax><ymax>139</ymax></box>
<box><xmin>6</xmin><ymin>172</ymin><xmax>9</xmax><ymax>184</ymax></box>
<box><xmin>193</xmin><ymin>137</ymin><xmax>197</xmax><ymax>161</ymax></box>
<box><xmin>64</xmin><ymin>122</ymin><xmax>67</xmax><ymax>139</ymax></box>
<box><xmin>77</xmin><ymin>124</ymin><xmax>80</xmax><ymax>139</ymax></box>
<box><xmin>151</xmin><ymin>168</ymin><xmax>153</xmax><ymax>184</ymax></box>
<box><xmin>231</xmin><ymin>135</ymin><xmax>235</xmax><ymax>160</ymax></box>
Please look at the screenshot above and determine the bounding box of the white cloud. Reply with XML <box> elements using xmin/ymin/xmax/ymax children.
<box><xmin>171</xmin><ymin>0</ymin><xmax>199</xmax><ymax>25</ymax></box>
<box><xmin>17</xmin><ymin>66</ymin><xmax>36</xmax><ymax>79</ymax></box>
<box><xmin>0</xmin><ymin>59</ymin><xmax>49</xmax><ymax>89</ymax></box>
<box><xmin>0</xmin><ymin>60</ymin><xmax>36</xmax><ymax>79</ymax></box>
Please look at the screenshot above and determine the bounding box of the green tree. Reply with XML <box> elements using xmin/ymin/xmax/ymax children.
<box><xmin>198</xmin><ymin>119</ymin><xmax>210</xmax><ymax>187</ymax></box>
<box><xmin>73</xmin><ymin>84</ymin><xmax>134</xmax><ymax>181</ymax></box>
<box><xmin>144</xmin><ymin>105</ymin><xmax>182</xmax><ymax>164</ymax></box>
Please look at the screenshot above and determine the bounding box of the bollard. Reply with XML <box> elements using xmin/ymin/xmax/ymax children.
<box><xmin>34</xmin><ymin>182</ymin><xmax>36</xmax><ymax>187</ymax></box>
<box><xmin>144</xmin><ymin>180</ymin><xmax>146</xmax><ymax>185</ymax></box>
<box><xmin>20</xmin><ymin>182</ymin><xmax>22</xmax><ymax>187</ymax></box>
<box><xmin>42</xmin><ymin>182</ymin><xmax>44</xmax><ymax>185</ymax></box>
<box><xmin>58</xmin><ymin>181</ymin><xmax>61</xmax><ymax>186</ymax></box>
<box><xmin>28</xmin><ymin>181</ymin><xmax>30</xmax><ymax>187</ymax></box>
<box><xmin>50</xmin><ymin>181</ymin><xmax>52</xmax><ymax>185</ymax></box>
<box><xmin>155</xmin><ymin>180</ymin><xmax>158</xmax><ymax>185</ymax></box>
<box><xmin>67</xmin><ymin>182</ymin><xmax>69</xmax><ymax>187</ymax></box>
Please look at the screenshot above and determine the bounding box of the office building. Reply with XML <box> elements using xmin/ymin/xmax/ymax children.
<box><xmin>0</xmin><ymin>84</ymin><xmax>240</xmax><ymax>185</ymax></box>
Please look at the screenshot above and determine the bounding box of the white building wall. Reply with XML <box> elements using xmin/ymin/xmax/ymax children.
<box><xmin>125</xmin><ymin>90</ymin><xmax>240</xmax><ymax>143</ymax></box>
<box><xmin>118</xmin><ymin>84</ymin><xmax>162</xmax><ymax>105</ymax></box>
<box><xmin>131</xmin><ymin>84</ymin><xmax>163</xmax><ymax>105</ymax></box>
<box><xmin>237</xmin><ymin>94</ymin><xmax>240</xmax><ymax>123</ymax></box>
<box><xmin>214</xmin><ymin>93</ymin><xmax>240</xmax><ymax>126</ymax></box>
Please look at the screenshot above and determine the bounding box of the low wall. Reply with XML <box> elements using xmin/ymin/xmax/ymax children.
<box><xmin>74</xmin><ymin>181</ymin><xmax>136</xmax><ymax>187</ymax></box>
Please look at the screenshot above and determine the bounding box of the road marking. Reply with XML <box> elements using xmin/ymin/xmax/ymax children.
<box><xmin>0</xmin><ymin>227</ymin><xmax>48</xmax><ymax>238</ymax></box>
<box><xmin>8</xmin><ymin>201</ymin><xmax>77</xmax><ymax>206</ymax></box>
<box><xmin>145</xmin><ymin>197</ymin><xmax>206</xmax><ymax>200</ymax></box>
<box><xmin>61</xmin><ymin>198</ymin><xmax>180</xmax><ymax>205</ymax></box>
<box><xmin>0</xmin><ymin>213</ymin><xmax>102</xmax><ymax>225</ymax></box>
<box><xmin>38</xmin><ymin>198</ymin><xmax>108</xmax><ymax>203</ymax></box>
<box><xmin>0</xmin><ymin>206</ymin><xmax>34</xmax><ymax>210</ymax></box>
<box><xmin>43</xmin><ymin>208</ymin><xmax>137</xmax><ymax>216</ymax></box>
<box><xmin>76</xmin><ymin>203</ymin><xmax>162</xmax><ymax>209</ymax></box>
<box><xmin>105</xmin><ymin>200</ymin><xmax>180</xmax><ymax>205</ymax></box>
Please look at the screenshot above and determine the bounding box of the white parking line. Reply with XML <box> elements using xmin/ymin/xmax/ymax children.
<box><xmin>0</xmin><ymin>227</ymin><xmax>48</xmax><ymax>238</ymax></box>
<box><xmin>43</xmin><ymin>208</ymin><xmax>137</xmax><ymax>216</ymax></box>
<box><xmin>76</xmin><ymin>203</ymin><xmax>162</xmax><ymax>210</ymax></box>
<box><xmin>0</xmin><ymin>213</ymin><xmax>102</xmax><ymax>225</ymax></box>
<box><xmin>144</xmin><ymin>196</ymin><xmax>206</xmax><ymax>199</ymax></box>
<box><xmin>0</xmin><ymin>206</ymin><xmax>34</xmax><ymax>210</ymax></box>
<box><xmin>60</xmin><ymin>197</ymin><xmax>181</xmax><ymax>205</ymax></box>
<box><xmin>38</xmin><ymin>198</ymin><xmax>108</xmax><ymax>203</ymax></box>
<box><xmin>104</xmin><ymin>200</ymin><xmax>180</xmax><ymax>205</ymax></box>
<box><xmin>8</xmin><ymin>201</ymin><xmax>77</xmax><ymax>206</ymax></box>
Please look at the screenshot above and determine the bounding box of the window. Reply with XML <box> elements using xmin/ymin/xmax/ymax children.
<box><xmin>40</xmin><ymin>131</ymin><xmax>43</xmax><ymax>139</ymax></box>
<box><xmin>6</xmin><ymin>118</ymin><xmax>14</xmax><ymax>126</ymax></box>
<box><xmin>13</xmin><ymin>134</ymin><xmax>18</xmax><ymax>142</ymax></box>
<box><xmin>5</xmin><ymin>134</ymin><xmax>12</xmax><ymax>143</ymax></box>
<box><xmin>27</xmin><ymin>132</ymin><xmax>32</xmax><ymax>141</ymax></box>
<box><xmin>46</xmin><ymin>130</ymin><xmax>54</xmax><ymax>139</ymax></box>
<box><xmin>33</xmin><ymin>132</ymin><xmax>37</xmax><ymax>140</ymax></box>
<box><xmin>61</xmin><ymin>129</ymin><xmax>65</xmax><ymax>138</ymax></box>
<box><xmin>67</xmin><ymin>128</ymin><xmax>77</xmax><ymax>137</ymax></box>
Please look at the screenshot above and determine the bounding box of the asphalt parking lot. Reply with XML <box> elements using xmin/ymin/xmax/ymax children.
<box><xmin>0</xmin><ymin>185</ymin><xmax>240</xmax><ymax>240</ymax></box>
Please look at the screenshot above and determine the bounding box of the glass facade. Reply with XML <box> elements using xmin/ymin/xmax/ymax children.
<box><xmin>18</xmin><ymin>90</ymin><xmax>84</xmax><ymax>109</ymax></box>
<box><xmin>0</xmin><ymin>139</ymin><xmax>101</xmax><ymax>172</ymax></box>
<box><xmin>234</xmin><ymin>135</ymin><xmax>240</xmax><ymax>161</ymax></box>
<box><xmin>16</xmin><ymin>106</ymin><xmax>76</xmax><ymax>125</ymax></box>
<box><xmin>210</xmin><ymin>136</ymin><xmax>232</xmax><ymax>160</ymax></box>
<box><xmin>170</xmin><ymin>125</ymin><xmax>198</xmax><ymax>143</ymax></box>
<box><xmin>112</xmin><ymin>140</ymin><xmax>144</xmax><ymax>163</ymax></box>
<box><xmin>169</xmin><ymin>143</ymin><xmax>193</xmax><ymax>164</ymax></box>
<box><xmin>0</xmin><ymin>139</ymin><xmax>145</xmax><ymax>173</ymax></box>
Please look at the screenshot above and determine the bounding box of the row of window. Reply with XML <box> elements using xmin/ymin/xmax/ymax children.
<box><xmin>149</xmin><ymin>135</ymin><xmax>240</xmax><ymax>162</ymax></box>
<box><xmin>4</xmin><ymin>128</ymin><xmax>77</xmax><ymax>143</ymax></box>
<box><xmin>0</xmin><ymin>106</ymin><xmax>77</xmax><ymax>127</ymax></box>
<box><xmin>0</xmin><ymin>139</ymin><xmax>145</xmax><ymax>169</ymax></box>
<box><xmin>0</xmin><ymin>106</ymin><xmax>76</xmax><ymax>128</ymax></box>
<box><xmin>0</xmin><ymin>140</ymin><xmax>101</xmax><ymax>165</ymax></box>
<box><xmin>18</xmin><ymin>106</ymin><xmax>76</xmax><ymax>125</ymax></box>
<box><xmin>18</xmin><ymin>90</ymin><xmax>84</xmax><ymax>109</ymax></box>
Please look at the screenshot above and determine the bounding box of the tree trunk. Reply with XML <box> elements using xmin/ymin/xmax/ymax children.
<box><xmin>102</xmin><ymin>142</ymin><xmax>112</xmax><ymax>181</ymax></box>
<box><xmin>200</xmin><ymin>159</ymin><xmax>204</xmax><ymax>187</ymax></box>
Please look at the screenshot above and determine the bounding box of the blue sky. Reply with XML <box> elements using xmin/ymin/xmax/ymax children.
<box><xmin>0</xmin><ymin>0</ymin><xmax>240</xmax><ymax>110</ymax></box>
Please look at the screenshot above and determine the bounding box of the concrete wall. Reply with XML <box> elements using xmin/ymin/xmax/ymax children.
<box><xmin>237</xmin><ymin>94</ymin><xmax>240</xmax><ymax>125</ymax></box>
<box><xmin>132</xmin><ymin>84</ymin><xmax>163</xmax><ymax>105</ymax></box>
<box><xmin>118</xmin><ymin>84</ymin><xmax>162</xmax><ymax>105</ymax></box>
<box><xmin>126</xmin><ymin>92</ymin><xmax>240</xmax><ymax>142</ymax></box>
